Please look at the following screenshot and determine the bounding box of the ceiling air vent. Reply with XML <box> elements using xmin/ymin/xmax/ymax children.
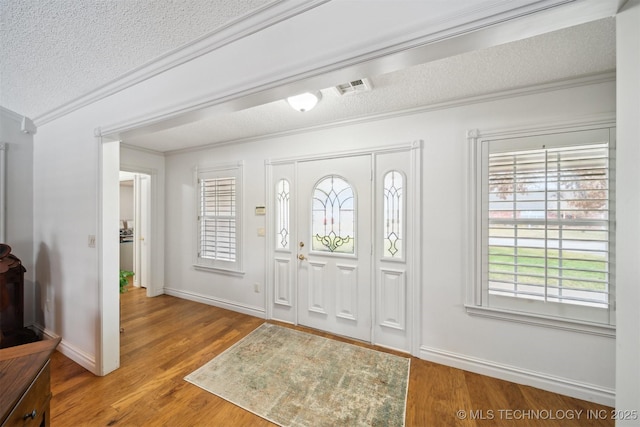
<box><xmin>334</xmin><ymin>78</ymin><xmax>372</xmax><ymax>96</ymax></box>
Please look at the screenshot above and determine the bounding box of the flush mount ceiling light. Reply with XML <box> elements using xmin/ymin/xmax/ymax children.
<box><xmin>286</xmin><ymin>91</ymin><xmax>322</xmax><ymax>112</ymax></box>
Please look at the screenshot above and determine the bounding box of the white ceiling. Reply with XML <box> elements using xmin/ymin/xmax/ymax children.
<box><xmin>0</xmin><ymin>1</ymin><xmax>616</xmax><ymax>153</ymax></box>
<box><xmin>124</xmin><ymin>18</ymin><xmax>616</xmax><ymax>153</ymax></box>
<box><xmin>0</xmin><ymin>0</ymin><xmax>272</xmax><ymax>118</ymax></box>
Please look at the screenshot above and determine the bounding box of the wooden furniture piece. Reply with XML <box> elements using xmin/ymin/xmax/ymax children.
<box><xmin>0</xmin><ymin>254</ymin><xmax>26</xmax><ymax>348</ymax></box>
<box><xmin>0</xmin><ymin>337</ymin><xmax>61</xmax><ymax>426</ymax></box>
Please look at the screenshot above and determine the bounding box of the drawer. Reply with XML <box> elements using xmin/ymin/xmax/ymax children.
<box><xmin>2</xmin><ymin>362</ymin><xmax>50</xmax><ymax>427</ymax></box>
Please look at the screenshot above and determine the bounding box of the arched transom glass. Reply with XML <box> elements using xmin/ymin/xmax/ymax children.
<box><xmin>312</xmin><ymin>176</ymin><xmax>355</xmax><ymax>253</ymax></box>
<box><xmin>383</xmin><ymin>171</ymin><xmax>403</xmax><ymax>258</ymax></box>
<box><xmin>275</xmin><ymin>179</ymin><xmax>290</xmax><ymax>250</ymax></box>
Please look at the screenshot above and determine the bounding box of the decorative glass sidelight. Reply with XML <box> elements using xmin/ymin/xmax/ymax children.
<box><xmin>275</xmin><ymin>179</ymin><xmax>290</xmax><ymax>249</ymax></box>
<box><xmin>383</xmin><ymin>171</ymin><xmax>403</xmax><ymax>258</ymax></box>
<box><xmin>312</xmin><ymin>176</ymin><xmax>355</xmax><ymax>253</ymax></box>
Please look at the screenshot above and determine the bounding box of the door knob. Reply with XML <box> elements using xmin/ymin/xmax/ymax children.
<box><xmin>298</xmin><ymin>254</ymin><xmax>307</xmax><ymax>261</ymax></box>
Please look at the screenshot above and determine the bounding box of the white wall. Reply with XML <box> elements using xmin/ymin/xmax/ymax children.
<box><xmin>615</xmin><ymin>0</ymin><xmax>640</xmax><ymax>421</ymax></box>
<box><xmin>33</xmin><ymin>108</ymin><xmax>101</xmax><ymax>370</ymax></box>
<box><xmin>164</xmin><ymin>80</ymin><xmax>616</xmax><ymax>404</ymax></box>
<box><xmin>0</xmin><ymin>109</ymin><xmax>35</xmax><ymax>326</ymax></box>
<box><xmin>119</xmin><ymin>183</ymin><xmax>133</xmax><ymax>221</ymax></box>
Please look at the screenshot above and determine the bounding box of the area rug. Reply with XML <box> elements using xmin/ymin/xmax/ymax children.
<box><xmin>184</xmin><ymin>323</ymin><xmax>410</xmax><ymax>427</ymax></box>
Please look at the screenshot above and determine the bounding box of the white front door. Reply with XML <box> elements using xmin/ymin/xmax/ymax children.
<box><xmin>296</xmin><ymin>155</ymin><xmax>372</xmax><ymax>341</ymax></box>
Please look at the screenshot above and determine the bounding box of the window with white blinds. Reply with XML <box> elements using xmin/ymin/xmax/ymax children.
<box><xmin>487</xmin><ymin>144</ymin><xmax>610</xmax><ymax>307</ymax></box>
<box><xmin>196</xmin><ymin>164</ymin><xmax>242</xmax><ymax>272</ymax></box>
<box><xmin>472</xmin><ymin>127</ymin><xmax>615</xmax><ymax>327</ymax></box>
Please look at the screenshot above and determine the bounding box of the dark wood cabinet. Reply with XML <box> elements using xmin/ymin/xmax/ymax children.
<box><xmin>0</xmin><ymin>337</ymin><xmax>60</xmax><ymax>426</ymax></box>
<box><xmin>0</xmin><ymin>254</ymin><xmax>36</xmax><ymax>349</ymax></box>
<box><xmin>0</xmin><ymin>260</ymin><xmax>25</xmax><ymax>336</ymax></box>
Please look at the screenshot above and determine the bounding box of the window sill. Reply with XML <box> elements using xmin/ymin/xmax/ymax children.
<box><xmin>193</xmin><ymin>264</ymin><xmax>245</xmax><ymax>276</ymax></box>
<box><xmin>465</xmin><ymin>305</ymin><xmax>615</xmax><ymax>338</ymax></box>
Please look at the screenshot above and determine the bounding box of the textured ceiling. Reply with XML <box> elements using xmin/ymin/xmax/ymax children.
<box><xmin>124</xmin><ymin>17</ymin><xmax>615</xmax><ymax>152</ymax></box>
<box><xmin>0</xmin><ymin>0</ymin><xmax>272</xmax><ymax>118</ymax></box>
<box><xmin>0</xmin><ymin>1</ymin><xmax>616</xmax><ymax>153</ymax></box>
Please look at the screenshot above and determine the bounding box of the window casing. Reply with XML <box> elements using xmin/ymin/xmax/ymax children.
<box><xmin>196</xmin><ymin>164</ymin><xmax>243</xmax><ymax>273</ymax></box>
<box><xmin>467</xmin><ymin>126</ymin><xmax>615</xmax><ymax>330</ymax></box>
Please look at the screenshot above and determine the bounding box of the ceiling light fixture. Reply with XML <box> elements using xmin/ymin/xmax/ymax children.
<box><xmin>287</xmin><ymin>91</ymin><xmax>322</xmax><ymax>112</ymax></box>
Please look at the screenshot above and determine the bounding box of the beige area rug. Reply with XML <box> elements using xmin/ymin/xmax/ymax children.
<box><xmin>185</xmin><ymin>323</ymin><xmax>410</xmax><ymax>427</ymax></box>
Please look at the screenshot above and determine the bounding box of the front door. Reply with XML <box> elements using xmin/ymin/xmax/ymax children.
<box><xmin>296</xmin><ymin>155</ymin><xmax>372</xmax><ymax>341</ymax></box>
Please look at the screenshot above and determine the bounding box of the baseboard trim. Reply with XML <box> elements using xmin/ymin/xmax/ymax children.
<box><xmin>57</xmin><ymin>339</ymin><xmax>97</xmax><ymax>375</ymax></box>
<box><xmin>164</xmin><ymin>287</ymin><xmax>266</xmax><ymax>319</ymax></box>
<box><xmin>29</xmin><ymin>323</ymin><xmax>98</xmax><ymax>375</ymax></box>
<box><xmin>145</xmin><ymin>287</ymin><xmax>165</xmax><ymax>297</ymax></box>
<box><xmin>419</xmin><ymin>345</ymin><xmax>615</xmax><ymax>407</ymax></box>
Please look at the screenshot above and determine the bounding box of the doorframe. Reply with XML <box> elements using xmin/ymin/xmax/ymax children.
<box><xmin>265</xmin><ymin>140</ymin><xmax>422</xmax><ymax>355</ymax></box>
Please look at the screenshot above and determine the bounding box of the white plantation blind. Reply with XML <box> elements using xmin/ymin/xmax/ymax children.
<box><xmin>485</xmin><ymin>137</ymin><xmax>612</xmax><ymax>310</ymax></box>
<box><xmin>200</xmin><ymin>177</ymin><xmax>236</xmax><ymax>261</ymax></box>
<box><xmin>196</xmin><ymin>164</ymin><xmax>242</xmax><ymax>271</ymax></box>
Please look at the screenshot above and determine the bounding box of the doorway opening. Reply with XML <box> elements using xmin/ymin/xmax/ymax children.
<box><xmin>119</xmin><ymin>171</ymin><xmax>151</xmax><ymax>292</ymax></box>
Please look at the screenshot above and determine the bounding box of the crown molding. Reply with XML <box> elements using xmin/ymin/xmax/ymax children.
<box><xmin>98</xmin><ymin>0</ymin><xmax>618</xmax><ymax>143</ymax></box>
<box><xmin>33</xmin><ymin>0</ymin><xmax>330</xmax><ymax>127</ymax></box>
<box><xmin>0</xmin><ymin>107</ymin><xmax>37</xmax><ymax>135</ymax></box>
<box><xmin>120</xmin><ymin>142</ymin><xmax>164</xmax><ymax>156</ymax></box>
<box><xmin>0</xmin><ymin>106</ymin><xmax>24</xmax><ymax>123</ymax></box>
<box><xmin>47</xmin><ymin>0</ymin><xmax>614</xmax><ymax>135</ymax></box>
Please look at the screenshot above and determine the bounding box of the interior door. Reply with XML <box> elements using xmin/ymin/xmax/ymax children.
<box><xmin>133</xmin><ymin>173</ymin><xmax>151</xmax><ymax>289</ymax></box>
<box><xmin>297</xmin><ymin>155</ymin><xmax>372</xmax><ymax>341</ymax></box>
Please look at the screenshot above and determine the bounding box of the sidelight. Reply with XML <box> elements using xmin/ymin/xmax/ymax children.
<box><xmin>383</xmin><ymin>171</ymin><xmax>404</xmax><ymax>258</ymax></box>
<box><xmin>275</xmin><ymin>179</ymin><xmax>290</xmax><ymax>250</ymax></box>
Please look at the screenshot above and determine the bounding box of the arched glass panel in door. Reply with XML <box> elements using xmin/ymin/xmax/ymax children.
<box><xmin>312</xmin><ymin>176</ymin><xmax>355</xmax><ymax>254</ymax></box>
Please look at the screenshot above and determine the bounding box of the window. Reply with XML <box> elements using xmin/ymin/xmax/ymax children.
<box><xmin>276</xmin><ymin>179</ymin><xmax>290</xmax><ymax>250</ymax></box>
<box><xmin>312</xmin><ymin>175</ymin><xmax>355</xmax><ymax>254</ymax></box>
<box><xmin>196</xmin><ymin>164</ymin><xmax>243</xmax><ymax>272</ymax></box>
<box><xmin>468</xmin><ymin>127</ymin><xmax>615</xmax><ymax>329</ymax></box>
<box><xmin>383</xmin><ymin>171</ymin><xmax>404</xmax><ymax>259</ymax></box>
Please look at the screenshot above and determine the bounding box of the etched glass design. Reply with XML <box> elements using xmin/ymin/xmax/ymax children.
<box><xmin>312</xmin><ymin>176</ymin><xmax>355</xmax><ymax>253</ymax></box>
<box><xmin>383</xmin><ymin>171</ymin><xmax>403</xmax><ymax>258</ymax></box>
<box><xmin>276</xmin><ymin>179</ymin><xmax>290</xmax><ymax>249</ymax></box>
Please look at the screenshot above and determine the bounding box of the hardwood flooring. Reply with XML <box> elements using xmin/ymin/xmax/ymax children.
<box><xmin>50</xmin><ymin>287</ymin><xmax>613</xmax><ymax>426</ymax></box>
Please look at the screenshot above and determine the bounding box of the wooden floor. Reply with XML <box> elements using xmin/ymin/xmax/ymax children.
<box><xmin>50</xmin><ymin>287</ymin><xmax>613</xmax><ymax>426</ymax></box>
